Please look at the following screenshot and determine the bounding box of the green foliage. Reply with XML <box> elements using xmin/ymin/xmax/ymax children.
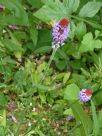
<box><xmin>91</xmin><ymin>100</ymin><xmax>100</xmax><ymax>136</ymax></box>
<box><xmin>79</xmin><ymin>2</ymin><xmax>102</xmax><ymax>18</ymax></box>
<box><xmin>34</xmin><ymin>0</ymin><xmax>68</xmax><ymax>23</ymax></box>
<box><xmin>0</xmin><ymin>0</ymin><xmax>102</xmax><ymax>135</ymax></box>
<box><xmin>64</xmin><ymin>83</ymin><xmax>79</xmax><ymax>101</ymax></box>
<box><xmin>70</xmin><ymin>101</ymin><xmax>92</xmax><ymax>136</ymax></box>
<box><xmin>63</xmin><ymin>0</ymin><xmax>80</xmax><ymax>14</ymax></box>
<box><xmin>0</xmin><ymin>0</ymin><xmax>29</xmax><ymax>25</ymax></box>
<box><xmin>79</xmin><ymin>32</ymin><xmax>102</xmax><ymax>52</ymax></box>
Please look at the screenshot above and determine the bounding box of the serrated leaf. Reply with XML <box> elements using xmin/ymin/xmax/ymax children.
<box><xmin>79</xmin><ymin>32</ymin><xmax>102</xmax><ymax>53</ymax></box>
<box><xmin>34</xmin><ymin>0</ymin><xmax>68</xmax><ymax>23</ymax></box>
<box><xmin>63</xmin><ymin>0</ymin><xmax>80</xmax><ymax>13</ymax></box>
<box><xmin>79</xmin><ymin>2</ymin><xmax>102</xmax><ymax>18</ymax></box>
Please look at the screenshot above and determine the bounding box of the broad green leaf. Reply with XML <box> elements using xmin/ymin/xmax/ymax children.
<box><xmin>70</xmin><ymin>101</ymin><xmax>92</xmax><ymax>136</ymax></box>
<box><xmin>79</xmin><ymin>2</ymin><xmax>102</xmax><ymax>18</ymax></box>
<box><xmin>63</xmin><ymin>0</ymin><xmax>80</xmax><ymax>13</ymax></box>
<box><xmin>79</xmin><ymin>33</ymin><xmax>93</xmax><ymax>52</ymax></box>
<box><xmin>34</xmin><ymin>0</ymin><xmax>68</xmax><ymax>23</ymax></box>
<box><xmin>64</xmin><ymin>83</ymin><xmax>80</xmax><ymax>101</ymax></box>
<box><xmin>91</xmin><ymin>100</ymin><xmax>100</xmax><ymax>136</ymax></box>
<box><xmin>37</xmin><ymin>29</ymin><xmax>51</xmax><ymax>48</ymax></box>
<box><xmin>79</xmin><ymin>32</ymin><xmax>102</xmax><ymax>53</ymax></box>
<box><xmin>94</xmin><ymin>40</ymin><xmax>102</xmax><ymax>49</ymax></box>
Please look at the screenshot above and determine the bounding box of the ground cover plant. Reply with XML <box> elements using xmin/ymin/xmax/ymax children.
<box><xmin>0</xmin><ymin>0</ymin><xmax>102</xmax><ymax>135</ymax></box>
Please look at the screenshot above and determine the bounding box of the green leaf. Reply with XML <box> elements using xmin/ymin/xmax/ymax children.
<box><xmin>0</xmin><ymin>92</ymin><xmax>6</xmax><ymax>108</ymax></box>
<box><xmin>93</xmin><ymin>90</ymin><xmax>102</xmax><ymax>106</ymax></box>
<box><xmin>28</xmin><ymin>0</ymin><xmax>43</xmax><ymax>8</ymax></box>
<box><xmin>30</xmin><ymin>27</ymin><xmax>38</xmax><ymax>47</ymax></box>
<box><xmin>34</xmin><ymin>0</ymin><xmax>68</xmax><ymax>23</ymax></box>
<box><xmin>91</xmin><ymin>100</ymin><xmax>100</xmax><ymax>136</ymax></box>
<box><xmin>36</xmin><ymin>29</ymin><xmax>51</xmax><ymax>48</ymax></box>
<box><xmin>0</xmin><ymin>110</ymin><xmax>6</xmax><ymax>127</ymax></box>
<box><xmin>55</xmin><ymin>59</ymin><xmax>66</xmax><ymax>70</ymax></box>
<box><xmin>41</xmin><ymin>0</ymin><xmax>54</xmax><ymax>5</ymax></box>
<box><xmin>64</xmin><ymin>83</ymin><xmax>80</xmax><ymax>101</ymax></box>
<box><xmin>79</xmin><ymin>32</ymin><xmax>93</xmax><ymax>52</ymax></box>
<box><xmin>76</xmin><ymin>22</ymin><xmax>86</xmax><ymax>40</ymax></box>
<box><xmin>70</xmin><ymin>101</ymin><xmax>92</xmax><ymax>136</ymax></box>
<box><xmin>69</xmin><ymin>21</ymin><xmax>76</xmax><ymax>40</ymax></box>
<box><xmin>79</xmin><ymin>32</ymin><xmax>102</xmax><ymax>53</ymax></box>
<box><xmin>63</xmin><ymin>108</ymin><xmax>73</xmax><ymax>115</ymax></box>
<box><xmin>79</xmin><ymin>2</ymin><xmax>102</xmax><ymax>18</ymax></box>
<box><xmin>0</xmin><ymin>127</ymin><xmax>5</xmax><ymax>136</ymax></box>
<box><xmin>63</xmin><ymin>72</ymin><xmax>71</xmax><ymax>84</ymax></box>
<box><xmin>95</xmin><ymin>30</ymin><xmax>101</xmax><ymax>39</ymax></box>
<box><xmin>63</xmin><ymin>0</ymin><xmax>80</xmax><ymax>13</ymax></box>
<box><xmin>1</xmin><ymin>31</ymin><xmax>24</xmax><ymax>58</ymax></box>
<box><xmin>0</xmin><ymin>0</ymin><xmax>29</xmax><ymax>25</ymax></box>
<box><xmin>34</xmin><ymin>46</ymin><xmax>51</xmax><ymax>53</ymax></box>
<box><xmin>32</xmin><ymin>83</ymin><xmax>49</xmax><ymax>91</ymax></box>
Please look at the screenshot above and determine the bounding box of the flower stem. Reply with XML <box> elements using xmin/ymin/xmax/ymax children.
<box><xmin>41</xmin><ymin>47</ymin><xmax>58</xmax><ymax>83</ymax></box>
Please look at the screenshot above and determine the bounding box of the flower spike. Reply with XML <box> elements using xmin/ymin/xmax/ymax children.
<box><xmin>79</xmin><ymin>89</ymin><xmax>92</xmax><ymax>102</ymax></box>
<box><xmin>52</xmin><ymin>18</ymin><xmax>70</xmax><ymax>48</ymax></box>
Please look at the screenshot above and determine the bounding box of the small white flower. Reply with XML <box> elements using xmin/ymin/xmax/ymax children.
<box><xmin>30</xmin><ymin>103</ymin><xmax>33</xmax><ymax>106</ymax></box>
<box><xmin>28</xmin><ymin>122</ymin><xmax>32</xmax><ymax>126</ymax></box>
<box><xmin>32</xmin><ymin>107</ymin><xmax>35</xmax><ymax>112</ymax></box>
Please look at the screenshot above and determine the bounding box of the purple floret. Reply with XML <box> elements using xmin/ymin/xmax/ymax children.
<box><xmin>52</xmin><ymin>18</ymin><xmax>70</xmax><ymax>48</ymax></box>
<box><xmin>79</xmin><ymin>89</ymin><xmax>92</xmax><ymax>102</ymax></box>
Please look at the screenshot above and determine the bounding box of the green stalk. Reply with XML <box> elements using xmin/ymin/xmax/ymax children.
<box><xmin>41</xmin><ymin>47</ymin><xmax>58</xmax><ymax>82</ymax></box>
